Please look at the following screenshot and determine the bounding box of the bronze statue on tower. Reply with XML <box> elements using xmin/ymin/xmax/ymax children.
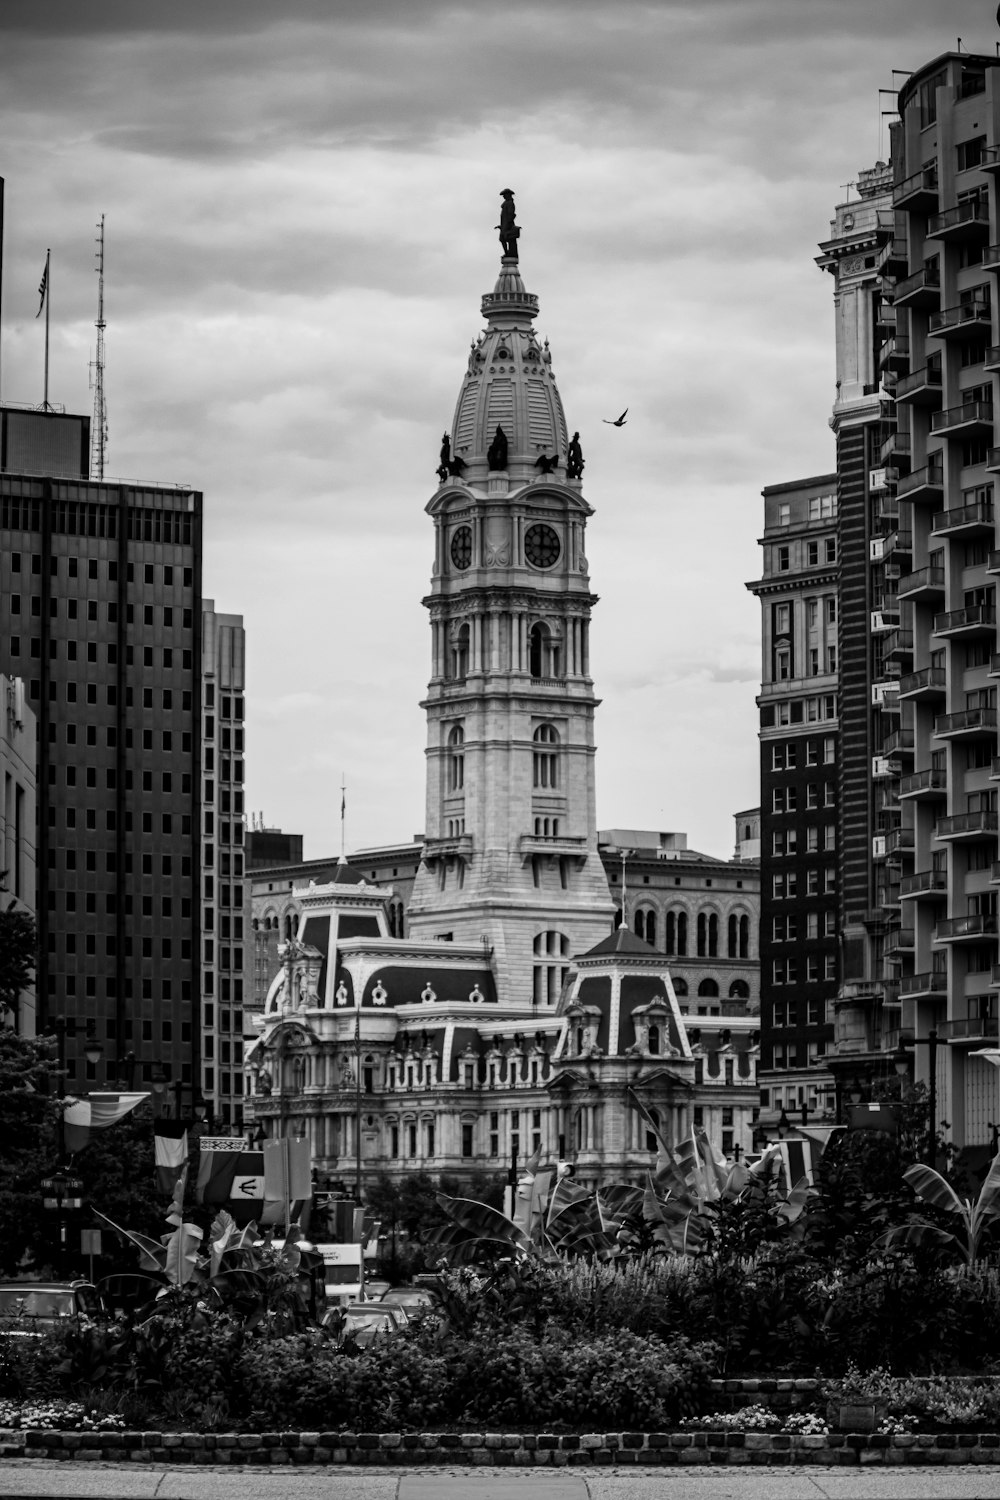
<box><xmin>497</xmin><ymin>188</ymin><xmax>520</xmax><ymax>259</ymax></box>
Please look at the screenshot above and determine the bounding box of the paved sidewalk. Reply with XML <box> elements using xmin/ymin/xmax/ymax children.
<box><xmin>2</xmin><ymin>1463</ymin><xmax>1000</xmax><ymax>1500</ymax></box>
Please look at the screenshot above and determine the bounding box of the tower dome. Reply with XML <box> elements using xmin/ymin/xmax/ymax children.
<box><xmin>450</xmin><ymin>254</ymin><xmax>570</xmax><ymax>487</ymax></box>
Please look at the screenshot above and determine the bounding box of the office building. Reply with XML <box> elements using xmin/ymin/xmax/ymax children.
<box><xmin>0</xmin><ymin>440</ymin><xmax>204</xmax><ymax>1092</ymax></box>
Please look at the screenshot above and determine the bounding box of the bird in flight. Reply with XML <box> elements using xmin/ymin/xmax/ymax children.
<box><xmin>603</xmin><ymin>408</ymin><xmax>628</xmax><ymax>427</ymax></box>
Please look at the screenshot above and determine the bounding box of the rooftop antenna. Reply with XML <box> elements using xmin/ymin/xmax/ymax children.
<box><xmin>339</xmin><ymin>775</ymin><xmax>347</xmax><ymax>861</ymax></box>
<box><xmin>89</xmin><ymin>215</ymin><xmax>108</xmax><ymax>479</ymax></box>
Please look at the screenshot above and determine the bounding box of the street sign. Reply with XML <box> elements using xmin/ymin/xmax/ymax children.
<box><xmin>80</xmin><ymin>1230</ymin><xmax>102</xmax><ymax>1255</ymax></box>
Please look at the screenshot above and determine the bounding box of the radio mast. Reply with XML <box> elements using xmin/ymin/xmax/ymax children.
<box><xmin>89</xmin><ymin>214</ymin><xmax>108</xmax><ymax>480</ymax></box>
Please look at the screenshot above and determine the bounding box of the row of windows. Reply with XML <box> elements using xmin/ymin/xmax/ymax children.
<box><xmin>50</xmin><ymin>719</ymin><xmax>191</xmax><ymax>748</ymax></box>
<box><xmin>770</xmin><ymin>1041</ymin><xmax>827</xmax><ymax>1069</ymax></box>
<box><xmin>8</xmin><ymin>596</ymin><xmax>193</xmax><ymax>629</ymax></box>
<box><xmin>46</xmin><ymin>809</ymin><xmax>193</xmax><ymax>843</ymax></box>
<box><xmin>48</xmin><ymin>767</ymin><xmax>192</xmax><ymax>793</ymax></box>
<box><xmin>48</xmin><ymin>932</ymin><xmax>191</xmax><ymax>958</ymax></box>
<box><xmin>772</xmin><ymin>784</ymin><xmax>836</xmax><ymax>812</ymax></box>
<box><xmin>6</xmin><ymin>550</ymin><xmax>193</xmax><ymax>587</ymax></box>
<box><xmin>774</xmin><ymin>495</ymin><xmax>837</xmax><ymax>526</ymax></box>
<box><xmin>772</xmin><ymin>867</ymin><xmax>837</xmax><ymax>897</ymax></box>
<box><xmin>771</xmin><ymin>826</ymin><xmax>836</xmax><ymax>856</ymax></box>
<box><xmin>773</xmin><ymin>537</ymin><xmax>837</xmax><ymax>572</ymax></box>
<box><xmin>771</xmin><ymin>912</ymin><xmax>837</xmax><ymax>941</ymax></box>
<box><xmin>761</xmin><ymin>699</ymin><xmax>837</xmax><ymax>728</ymax></box>
<box><xmin>771</xmin><ymin>956</ymin><xmax>837</xmax><ymax>984</ymax></box>
<box><xmin>20</xmin><ymin>679</ymin><xmax>193</xmax><ymax>708</ymax></box>
<box><xmin>770</xmin><ymin>738</ymin><xmax>836</xmax><ymax>770</ymax></box>
<box><xmin>9</xmin><ymin>639</ymin><xmax>193</xmax><ymax>669</ymax></box>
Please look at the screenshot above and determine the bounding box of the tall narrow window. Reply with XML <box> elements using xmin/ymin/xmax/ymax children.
<box><xmin>532</xmin><ymin>723</ymin><xmax>559</xmax><ymax>788</ymax></box>
<box><xmin>708</xmin><ymin>913</ymin><xmax>719</xmax><ymax>958</ymax></box>
<box><xmin>677</xmin><ymin>911</ymin><xmax>688</xmax><ymax>956</ymax></box>
<box><xmin>529</xmin><ymin>622</ymin><xmax>561</xmax><ymax>678</ymax></box>
<box><xmin>448</xmin><ymin>724</ymin><xmax>465</xmax><ymax>792</ymax></box>
<box><xmin>728</xmin><ymin>914</ymin><xmax>738</xmax><ymax>958</ymax></box>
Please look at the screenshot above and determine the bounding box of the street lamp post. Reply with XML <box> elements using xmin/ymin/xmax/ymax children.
<box><xmin>41</xmin><ymin>1170</ymin><xmax>83</xmax><ymax>1268</ymax></box>
<box><xmin>894</xmin><ymin>1029</ymin><xmax>939</xmax><ymax>1166</ymax></box>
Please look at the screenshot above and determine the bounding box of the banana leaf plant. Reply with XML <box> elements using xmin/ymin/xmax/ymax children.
<box><xmin>877</xmin><ymin>1154</ymin><xmax>1000</xmax><ymax>1265</ymax></box>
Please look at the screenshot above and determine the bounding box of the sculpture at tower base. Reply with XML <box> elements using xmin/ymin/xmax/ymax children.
<box><xmin>487</xmin><ymin>424</ymin><xmax>509</xmax><ymax>471</ymax></box>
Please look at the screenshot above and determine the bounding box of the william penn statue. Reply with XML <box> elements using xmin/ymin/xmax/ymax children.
<box><xmin>497</xmin><ymin>188</ymin><xmax>520</xmax><ymax>259</ymax></box>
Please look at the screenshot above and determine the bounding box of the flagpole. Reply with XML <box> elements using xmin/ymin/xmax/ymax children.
<box><xmin>354</xmin><ymin>1004</ymin><xmax>362</xmax><ymax>1205</ymax></box>
<box><xmin>43</xmin><ymin>249</ymin><xmax>50</xmax><ymax>411</ymax></box>
<box><xmin>340</xmin><ymin>774</ymin><xmax>346</xmax><ymax>860</ymax></box>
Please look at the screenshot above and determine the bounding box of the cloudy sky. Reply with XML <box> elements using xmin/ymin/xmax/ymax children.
<box><xmin>0</xmin><ymin>1</ymin><xmax>990</xmax><ymax>860</ymax></box>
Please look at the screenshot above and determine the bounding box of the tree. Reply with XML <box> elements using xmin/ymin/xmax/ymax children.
<box><xmin>0</xmin><ymin>899</ymin><xmax>36</xmax><ymax>1026</ymax></box>
<box><xmin>0</xmin><ymin>1028</ymin><xmax>61</xmax><ymax>1273</ymax></box>
<box><xmin>878</xmin><ymin>1156</ymin><xmax>1000</xmax><ymax>1266</ymax></box>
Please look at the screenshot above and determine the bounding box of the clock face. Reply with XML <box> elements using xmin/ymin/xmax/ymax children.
<box><xmin>524</xmin><ymin>523</ymin><xmax>560</xmax><ymax>569</ymax></box>
<box><xmin>450</xmin><ymin>525</ymin><xmax>472</xmax><ymax>571</ymax></box>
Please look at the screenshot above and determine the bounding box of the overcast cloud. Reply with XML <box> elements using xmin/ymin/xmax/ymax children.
<box><xmin>0</xmin><ymin>1</ymin><xmax>989</xmax><ymax>859</ymax></box>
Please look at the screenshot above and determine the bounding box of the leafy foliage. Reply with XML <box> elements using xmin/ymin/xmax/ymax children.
<box><xmin>878</xmin><ymin>1156</ymin><xmax>1000</xmax><ymax>1265</ymax></box>
<box><xmin>0</xmin><ymin>901</ymin><xmax>36</xmax><ymax>1025</ymax></box>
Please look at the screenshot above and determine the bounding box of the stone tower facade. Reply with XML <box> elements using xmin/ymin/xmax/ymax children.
<box><xmin>406</xmin><ymin>241</ymin><xmax>614</xmax><ymax>1004</ymax></box>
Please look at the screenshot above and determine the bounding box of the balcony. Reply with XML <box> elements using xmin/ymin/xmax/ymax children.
<box><xmin>898</xmin><ymin>565</ymin><xmax>945</xmax><ymax>602</ymax></box>
<box><xmin>883</xmin><ymin>627</ymin><xmax>914</xmax><ymax>660</ymax></box>
<box><xmin>938</xmin><ymin>1014</ymin><xmax>1000</xmax><ymax>1044</ymax></box>
<box><xmin>878</xmin><ymin>884</ymin><xmax>902</xmax><ymax>912</ymax></box>
<box><xmin>927</xmin><ymin>200</ymin><xmax>991</xmax><ymax>244</ymax></box>
<box><xmin>988</xmin><ymin>449</ymin><xmax>1000</xmax><ymax>473</ymax></box>
<box><xmin>900</xmin><ymin>868</ymin><xmax>948</xmax><ymax>899</ymax></box>
<box><xmin>893</xmin><ymin>164</ymin><xmax>939</xmax><ymax>211</ymax></box>
<box><xmin>934</xmin><ymin>707</ymin><xmax>998</xmax><ymax>740</ymax></box>
<box><xmin>985</xmin><ymin>244</ymin><xmax>1000</xmax><ymax>274</ymax></box>
<box><xmin>900</xmin><ymin>970</ymin><xmax>948</xmax><ymax>999</ymax></box>
<box><xmin>930</xmin><ymin>399</ymin><xmax>994</xmax><ymax>437</ymax></box>
<box><xmin>894</xmin><ymin>262</ymin><xmax>941</xmax><ymax>309</ymax></box>
<box><xmin>896</xmin><ymin>363</ymin><xmax>942</xmax><ymax>406</ymax></box>
<box><xmin>986</xmin><ymin>345</ymin><xmax>1000</xmax><ymax>372</ymax></box>
<box><xmin>884</xmin><ymin>728</ymin><xmax>914</xmax><ymax>759</ymax></box>
<box><xmin>935</xmin><ymin>913</ymin><xmax>998</xmax><ymax>941</ymax></box>
<box><xmin>933</xmin><ymin>604</ymin><xmax>997</xmax><ymax>638</ymax></box>
<box><xmin>880</xmin><ymin>430</ymin><xmax>911</xmax><ymax>466</ymax></box>
<box><xmin>884</xmin><ymin>927</ymin><xmax>916</xmax><ymax>956</ymax></box>
<box><xmin>899</xmin><ymin>767</ymin><xmax>947</xmax><ymax>800</ymax></box>
<box><xmin>879</xmin><ymin>333</ymin><xmax>910</xmax><ymax>372</ymax></box>
<box><xmin>983</xmin><ymin>145</ymin><xmax>1000</xmax><ymax>174</ymax></box>
<box><xmin>897</xmin><ymin>457</ymin><xmax>944</xmax><ymax>504</ymax></box>
<box><xmin>931</xmin><ymin>497</ymin><xmax>995</xmax><ymax>535</ymax></box>
<box><xmin>871</xmin><ymin>531</ymin><xmax>912</xmax><ymax>564</ymax></box>
<box><xmin>935</xmin><ymin>808</ymin><xmax>1000</xmax><ymax>839</ymax></box>
<box><xmin>928</xmin><ymin>301</ymin><xmax>992</xmax><ymax>343</ymax></box>
<box><xmin>887</xmin><ymin>826</ymin><xmax>915</xmax><ymax>864</ymax></box>
<box><xmin>872</xmin><ymin>680</ymin><xmax>901</xmax><ymax>713</ymax></box>
<box><xmin>898</xmin><ymin>666</ymin><xmax>946</xmax><ymax>701</ymax></box>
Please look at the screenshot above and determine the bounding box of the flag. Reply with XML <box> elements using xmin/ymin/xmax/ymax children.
<box><xmin>341</xmin><ymin>787</ymin><xmax>346</xmax><ymax>818</ymax></box>
<box><xmin>154</xmin><ymin>1119</ymin><xmax>189</xmax><ymax>1196</ymax></box>
<box><xmin>264</xmin><ymin>1137</ymin><xmax>312</xmax><ymax>1204</ymax></box>
<box><xmin>63</xmin><ymin>1091</ymin><xmax>148</xmax><ymax>1154</ymax></box>
<box><xmin>36</xmin><ymin>254</ymin><xmax>48</xmax><ymax>318</ymax></box>
<box><xmin>776</xmin><ymin>1138</ymin><xmax>815</xmax><ymax>1192</ymax></box>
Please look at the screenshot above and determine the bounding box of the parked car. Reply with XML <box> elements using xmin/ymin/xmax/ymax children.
<box><xmin>0</xmin><ymin>1280</ymin><xmax>105</xmax><ymax>1337</ymax></box>
<box><xmin>322</xmin><ymin>1300</ymin><xmax>407</xmax><ymax>1346</ymax></box>
<box><xmin>364</xmin><ymin>1277</ymin><xmax>393</xmax><ymax>1300</ymax></box>
<box><xmin>380</xmin><ymin>1284</ymin><xmax>440</xmax><ymax>1310</ymax></box>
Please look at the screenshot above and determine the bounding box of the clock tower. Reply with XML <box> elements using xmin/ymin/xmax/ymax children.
<box><xmin>407</xmin><ymin>209</ymin><xmax>614</xmax><ymax>1005</ymax></box>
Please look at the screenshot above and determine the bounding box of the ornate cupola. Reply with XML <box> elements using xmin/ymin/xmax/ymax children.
<box><xmin>450</xmin><ymin>259</ymin><xmax>570</xmax><ymax>488</ymax></box>
<box><xmin>407</xmin><ymin>191</ymin><xmax>613</xmax><ymax>1006</ymax></box>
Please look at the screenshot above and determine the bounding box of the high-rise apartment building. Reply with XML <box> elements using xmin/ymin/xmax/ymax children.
<box><xmin>748</xmin><ymin>476</ymin><xmax>839</xmax><ymax>1124</ymax></box>
<box><xmin>876</xmin><ymin>49</ymin><xmax>1000</xmax><ymax>1153</ymax></box>
<box><xmin>814</xmin><ymin>164</ymin><xmax>912</xmax><ymax>1099</ymax></box>
<box><xmin>0</xmin><ymin>455</ymin><xmax>204</xmax><ymax>1093</ymax></box>
<box><xmin>201</xmin><ymin>601</ymin><xmax>246</xmax><ymax>1129</ymax></box>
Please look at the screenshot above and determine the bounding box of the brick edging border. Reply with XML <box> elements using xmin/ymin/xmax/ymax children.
<box><xmin>2</xmin><ymin>1430</ymin><xmax>1000</xmax><ymax>1466</ymax></box>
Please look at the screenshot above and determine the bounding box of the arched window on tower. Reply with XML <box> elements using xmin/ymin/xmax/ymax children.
<box><xmin>643</xmin><ymin>1106</ymin><xmax>661</xmax><ymax>1153</ymax></box>
<box><xmin>697</xmin><ymin>912</ymin><xmax>707</xmax><ymax>957</ymax></box>
<box><xmin>634</xmin><ymin>909</ymin><xmax>645</xmax><ymax>941</ymax></box>
<box><xmin>532</xmin><ymin>723</ymin><xmax>559</xmax><ymax>789</ymax></box>
<box><xmin>447</xmin><ymin>724</ymin><xmax>465</xmax><ymax>792</ymax></box>
<box><xmin>665</xmin><ymin>911</ymin><xmax>676</xmax><ymax>955</ymax></box>
<box><xmin>729</xmin><ymin>979</ymin><xmax>750</xmax><ymax>1000</ymax></box>
<box><xmin>739</xmin><ymin>914</ymin><xmax>750</xmax><ymax>959</ymax></box>
<box><xmin>529</xmin><ymin>623</ymin><xmax>561</xmax><ymax>679</ymax></box>
<box><xmin>677</xmin><ymin>911</ymin><xmax>688</xmax><ymax>956</ymax></box>
<box><xmin>451</xmin><ymin>622</ymin><xmax>470</xmax><ymax>680</ymax></box>
<box><xmin>728</xmin><ymin>914</ymin><xmax>738</xmax><ymax>958</ymax></box>
<box><xmin>645</xmin><ymin>910</ymin><xmax>656</xmax><ymax>948</ymax></box>
<box><xmin>698</xmin><ymin>978</ymin><xmax>719</xmax><ymax>999</ymax></box>
<box><xmin>708</xmin><ymin>913</ymin><xmax>719</xmax><ymax>958</ymax></box>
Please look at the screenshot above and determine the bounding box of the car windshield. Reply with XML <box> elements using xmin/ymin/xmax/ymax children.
<box><xmin>345</xmin><ymin>1309</ymin><xmax>393</xmax><ymax>1327</ymax></box>
<box><xmin>0</xmin><ymin>1289</ymin><xmax>75</xmax><ymax>1319</ymax></box>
